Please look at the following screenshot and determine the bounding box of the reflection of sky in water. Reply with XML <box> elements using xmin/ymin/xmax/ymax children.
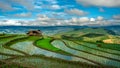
<box><xmin>81</xmin><ymin>41</ymin><xmax>120</xmax><ymax>55</ymax></box>
<box><xmin>52</xmin><ymin>40</ymin><xmax>120</xmax><ymax>67</ymax></box>
<box><xmin>11</xmin><ymin>41</ymin><xmax>74</xmax><ymax>61</ymax></box>
<box><xmin>65</xmin><ymin>40</ymin><xmax>120</xmax><ymax>60</ymax></box>
<box><xmin>51</xmin><ymin>40</ymin><xmax>95</xmax><ymax>65</ymax></box>
<box><xmin>0</xmin><ymin>55</ymin><xmax>10</xmax><ymax>60</ymax></box>
<box><xmin>0</xmin><ymin>40</ymin><xmax>23</xmax><ymax>55</ymax></box>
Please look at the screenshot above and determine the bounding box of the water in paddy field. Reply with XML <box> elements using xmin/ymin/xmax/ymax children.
<box><xmin>0</xmin><ymin>25</ymin><xmax>120</xmax><ymax>68</ymax></box>
<box><xmin>0</xmin><ymin>25</ymin><xmax>120</xmax><ymax>35</ymax></box>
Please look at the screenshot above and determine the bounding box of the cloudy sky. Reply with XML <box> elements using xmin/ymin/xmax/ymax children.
<box><xmin>0</xmin><ymin>0</ymin><xmax>120</xmax><ymax>26</ymax></box>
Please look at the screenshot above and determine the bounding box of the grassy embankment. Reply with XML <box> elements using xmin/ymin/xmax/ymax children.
<box><xmin>0</xmin><ymin>34</ymin><xmax>103</xmax><ymax>68</ymax></box>
<box><xmin>34</xmin><ymin>37</ymin><xmax>72</xmax><ymax>56</ymax></box>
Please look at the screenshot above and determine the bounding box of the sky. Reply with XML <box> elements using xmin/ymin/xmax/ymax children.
<box><xmin>0</xmin><ymin>0</ymin><xmax>120</xmax><ymax>26</ymax></box>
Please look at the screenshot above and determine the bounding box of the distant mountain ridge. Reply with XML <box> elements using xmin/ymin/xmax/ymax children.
<box><xmin>0</xmin><ymin>25</ymin><xmax>120</xmax><ymax>35</ymax></box>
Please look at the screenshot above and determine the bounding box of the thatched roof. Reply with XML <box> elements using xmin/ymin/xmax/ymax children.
<box><xmin>27</xmin><ymin>30</ymin><xmax>42</xmax><ymax>36</ymax></box>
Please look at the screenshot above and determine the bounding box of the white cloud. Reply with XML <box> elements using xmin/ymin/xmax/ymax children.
<box><xmin>71</xmin><ymin>17</ymin><xmax>89</xmax><ymax>23</ymax></box>
<box><xmin>0</xmin><ymin>15</ymin><xmax>120</xmax><ymax>26</ymax></box>
<box><xmin>37</xmin><ymin>15</ymin><xmax>50</xmax><ymax>21</ymax></box>
<box><xmin>38</xmin><ymin>4</ymin><xmax>62</xmax><ymax>10</ymax></box>
<box><xmin>113</xmin><ymin>15</ymin><xmax>120</xmax><ymax>19</ymax></box>
<box><xmin>0</xmin><ymin>20</ymin><xmax>21</xmax><ymax>25</ymax></box>
<box><xmin>69</xmin><ymin>17</ymin><xmax>116</xmax><ymax>26</ymax></box>
<box><xmin>78</xmin><ymin>17</ymin><xmax>89</xmax><ymax>22</ymax></box>
<box><xmin>76</xmin><ymin>0</ymin><xmax>120</xmax><ymax>7</ymax></box>
<box><xmin>65</xmin><ymin>8</ymin><xmax>88</xmax><ymax>16</ymax></box>
<box><xmin>51</xmin><ymin>5</ymin><xmax>61</xmax><ymax>10</ymax></box>
<box><xmin>90</xmin><ymin>18</ymin><xmax>95</xmax><ymax>21</ymax></box>
<box><xmin>97</xmin><ymin>16</ymin><xmax>104</xmax><ymax>21</ymax></box>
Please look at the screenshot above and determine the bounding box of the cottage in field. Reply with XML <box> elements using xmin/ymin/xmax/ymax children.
<box><xmin>27</xmin><ymin>30</ymin><xmax>42</xmax><ymax>36</ymax></box>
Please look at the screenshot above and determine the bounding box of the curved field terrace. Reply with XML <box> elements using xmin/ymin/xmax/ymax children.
<box><xmin>0</xmin><ymin>27</ymin><xmax>120</xmax><ymax>68</ymax></box>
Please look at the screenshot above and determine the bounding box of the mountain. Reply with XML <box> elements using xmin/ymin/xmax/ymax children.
<box><xmin>0</xmin><ymin>25</ymin><xmax>120</xmax><ymax>35</ymax></box>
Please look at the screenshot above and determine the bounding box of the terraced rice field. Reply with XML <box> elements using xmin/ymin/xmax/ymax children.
<box><xmin>0</xmin><ymin>34</ymin><xmax>120</xmax><ymax>68</ymax></box>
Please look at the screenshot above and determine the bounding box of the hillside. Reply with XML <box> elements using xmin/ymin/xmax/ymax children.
<box><xmin>54</xmin><ymin>28</ymin><xmax>120</xmax><ymax>44</ymax></box>
<box><xmin>0</xmin><ymin>27</ymin><xmax>120</xmax><ymax>68</ymax></box>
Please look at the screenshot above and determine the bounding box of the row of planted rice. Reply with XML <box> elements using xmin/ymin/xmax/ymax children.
<box><xmin>0</xmin><ymin>55</ymin><xmax>10</xmax><ymax>60</ymax></box>
<box><xmin>0</xmin><ymin>35</ymin><xmax>24</xmax><ymax>55</ymax></box>
<box><xmin>10</xmin><ymin>56</ymin><xmax>98</xmax><ymax>68</ymax></box>
<box><xmin>77</xmin><ymin>41</ymin><xmax>120</xmax><ymax>55</ymax></box>
<box><xmin>10</xmin><ymin>41</ymin><xmax>89</xmax><ymax>63</ymax></box>
<box><xmin>1</xmin><ymin>36</ymin><xmax>99</xmax><ymax>67</ymax></box>
<box><xmin>51</xmin><ymin>40</ymin><xmax>120</xmax><ymax>67</ymax></box>
<box><xmin>1</xmin><ymin>35</ymin><xmax>120</xmax><ymax>67</ymax></box>
<box><xmin>63</xmin><ymin>40</ymin><xmax>120</xmax><ymax>61</ymax></box>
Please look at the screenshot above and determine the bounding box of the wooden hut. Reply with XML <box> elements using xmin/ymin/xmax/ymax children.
<box><xmin>27</xmin><ymin>30</ymin><xmax>42</xmax><ymax>36</ymax></box>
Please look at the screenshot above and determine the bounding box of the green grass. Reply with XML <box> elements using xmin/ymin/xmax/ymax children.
<box><xmin>0</xmin><ymin>65</ymin><xmax>26</xmax><ymax>68</ymax></box>
<box><xmin>0</xmin><ymin>34</ymin><xmax>14</xmax><ymax>38</ymax></box>
<box><xmin>75</xmin><ymin>41</ymin><xmax>120</xmax><ymax>55</ymax></box>
<box><xmin>81</xmin><ymin>33</ymin><xmax>104</xmax><ymax>38</ymax></box>
<box><xmin>0</xmin><ymin>34</ymin><xmax>4</xmax><ymax>36</ymax></box>
<box><xmin>55</xmin><ymin>28</ymin><xmax>111</xmax><ymax>38</ymax></box>
<box><xmin>52</xmin><ymin>40</ymin><xmax>120</xmax><ymax>67</ymax></box>
<box><xmin>0</xmin><ymin>60</ymin><xmax>27</xmax><ymax>68</ymax></box>
<box><xmin>63</xmin><ymin>40</ymin><xmax>120</xmax><ymax>61</ymax></box>
<box><xmin>62</xmin><ymin>35</ymin><xmax>120</xmax><ymax>51</ymax></box>
<box><xmin>0</xmin><ymin>35</ymin><xmax>23</xmax><ymax>44</ymax></box>
<box><xmin>0</xmin><ymin>33</ymin><xmax>120</xmax><ymax>68</ymax></box>
<box><xmin>36</xmin><ymin>38</ymin><xmax>59</xmax><ymax>51</ymax></box>
<box><xmin>11</xmin><ymin>56</ymin><xmax>103</xmax><ymax>68</ymax></box>
<box><xmin>3</xmin><ymin>36</ymin><xmax>42</xmax><ymax>47</ymax></box>
<box><xmin>81</xmin><ymin>41</ymin><xmax>120</xmax><ymax>51</ymax></box>
<box><xmin>99</xmin><ymin>43</ymin><xmax>120</xmax><ymax>51</ymax></box>
<box><xmin>27</xmin><ymin>36</ymin><xmax>42</xmax><ymax>41</ymax></box>
<box><xmin>35</xmin><ymin>38</ymin><xmax>72</xmax><ymax>56</ymax></box>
